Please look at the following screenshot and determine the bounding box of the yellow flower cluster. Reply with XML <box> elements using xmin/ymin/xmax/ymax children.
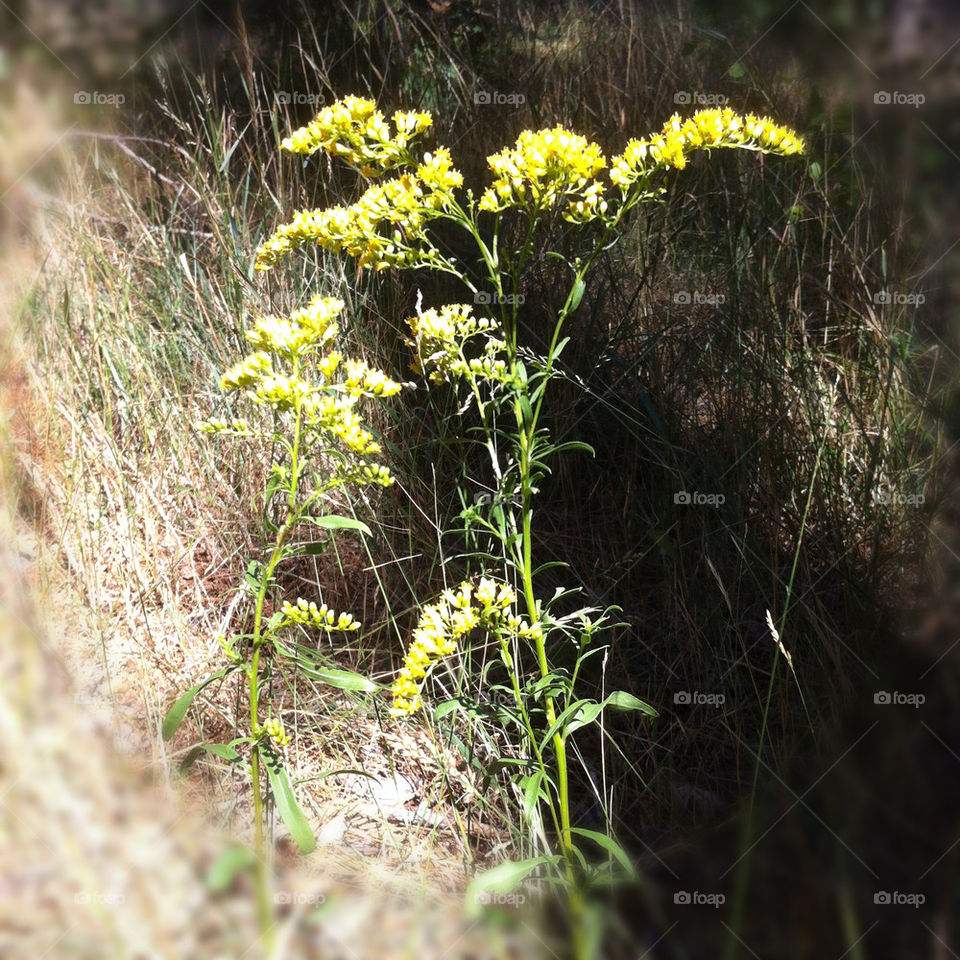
<box><xmin>610</xmin><ymin>108</ymin><xmax>805</xmax><ymax>188</ymax></box>
<box><xmin>343</xmin><ymin>359</ymin><xmax>403</xmax><ymax>398</ymax></box>
<box><xmin>280</xmin><ymin>95</ymin><xmax>433</xmax><ymax>177</ymax></box>
<box><xmin>478</xmin><ymin>127</ymin><xmax>607</xmax><ymax>221</ymax></box>
<box><xmin>405</xmin><ymin>303</ymin><xmax>511</xmax><ymax>386</ymax></box>
<box><xmin>259</xmin><ymin>716</ymin><xmax>291</xmax><ymax>747</ymax></box>
<box><xmin>391</xmin><ymin>578</ymin><xmax>542</xmax><ymax>716</ymax></box>
<box><xmin>245</xmin><ymin>297</ymin><xmax>342</xmax><ymax>359</ymax></box>
<box><xmin>208</xmin><ymin>296</ymin><xmax>400</xmax><ymax>484</ymax></box>
<box><xmin>196</xmin><ymin>416</ymin><xmax>252</xmax><ymax>437</ymax></box>
<box><xmin>255</xmin><ymin>164</ymin><xmax>461</xmax><ymax>272</ymax></box>
<box><xmin>281</xmin><ymin>597</ymin><xmax>360</xmax><ymax>632</ymax></box>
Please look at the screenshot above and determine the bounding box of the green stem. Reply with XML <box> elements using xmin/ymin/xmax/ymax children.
<box><xmin>247</xmin><ymin>357</ymin><xmax>306</xmax><ymax>953</ymax></box>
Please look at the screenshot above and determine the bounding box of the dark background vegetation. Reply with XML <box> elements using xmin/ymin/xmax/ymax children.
<box><xmin>3</xmin><ymin>0</ymin><xmax>960</xmax><ymax>956</ymax></box>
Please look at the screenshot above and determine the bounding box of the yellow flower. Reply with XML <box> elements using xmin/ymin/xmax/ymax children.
<box><xmin>610</xmin><ymin>107</ymin><xmax>804</xmax><ymax>189</ymax></box>
<box><xmin>390</xmin><ymin>578</ymin><xmax>539</xmax><ymax>716</ymax></box>
<box><xmin>479</xmin><ymin>127</ymin><xmax>606</xmax><ymax>219</ymax></box>
<box><xmin>281</xmin><ymin>597</ymin><xmax>360</xmax><ymax>632</ymax></box>
<box><xmin>220</xmin><ymin>351</ymin><xmax>273</xmax><ymax>391</ymax></box>
<box><xmin>255</xmin><ymin>167</ymin><xmax>460</xmax><ymax>272</ymax></box>
<box><xmin>261</xmin><ymin>716</ymin><xmax>291</xmax><ymax>747</ymax></box>
<box><xmin>210</xmin><ymin>296</ymin><xmax>401</xmax><ymax>487</ymax></box>
<box><xmin>405</xmin><ymin>303</ymin><xmax>512</xmax><ymax>388</ymax></box>
<box><xmin>342</xmin><ymin>359</ymin><xmax>403</xmax><ymax>398</ymax></box>
<box><xmin>280</xmin><ymin>96</ymin><xmax>433</xmax><ymax>177</ymax></box>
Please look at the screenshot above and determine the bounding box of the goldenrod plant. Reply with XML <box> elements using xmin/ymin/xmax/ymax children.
<box><xmin>162</xmin><ymin>292</ymin><xmax>402</xmax><ymax>948</ymax></box>
<box><xmin>249</xmin><ymin>95</ymin><xmax>804</xmax><ymax>955</ymax></box>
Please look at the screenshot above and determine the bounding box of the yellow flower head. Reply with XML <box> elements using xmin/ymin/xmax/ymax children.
<box><xmin>280</xmin><ymin>95</ymin><xmax>433</xmax><ymax>177</ymax></box>
<box><xmin>255</xmin><ymin>166</ymin><xmax>460</xmax><ymax>272</ymax></box>
<box><xmin>390</xmin><ymin>578</ymin><xmax>539</xmax><ymax>716</ymax></box>
<box><xmin>209</xmin><ymin>296</ymin><xmax>402</xmax><ymax>487</ymax></box>
<box><xmin>610</xmin><ymin>107</ymin><xmax>805</xmax><ymax>189</ymax></box>
<box><xmin>281</xmin><ymin>597</ymin><xmax>361</xmax><ymax>632</ymax></box>
<box><xmin>405</xmin><ymin>303</ymin><xmax>511</xmax><ymax>387</ymax></box>
<box><xmin>479</xmin><ymin>126</ymin><xmax>606</xmax><ymax>219</ymax></box>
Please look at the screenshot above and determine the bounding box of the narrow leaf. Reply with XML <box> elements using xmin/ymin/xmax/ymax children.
<box><xmin>465</xmin><ymin>856</ymin><xmax>559</xmax><ymax>916</ymax></box>
<box><xmin>162</xmin><ymin>666</ymin><xmax>236</xmax><ymax>741</ymax></box>
<box><xmin>570</xmin><ymin>827</ymin><xmax>636</xmax><ymax>879</ymax></box>
<box><xmin>299</xmin><ymin>665</ymin><xmax>378</xmax><ymax>693</ymax></box>
<box><xmin>307</xmin><ymin>515</ymin><xmax>372</xmax><ymax>537</ymax></box>
<box><xmin>520</xmin><ymin>771</ymin><xmax>546</xmax><ymax>825</ymax></box>
<box><xmin>179</xmin><ymin>741</ymin><xmax>241</xmax><ymax>773</ymax></box>
<box><xmin>568</xmin><ymin>277</ymin><xmax>586</xmax><ymax>313</ymax></box>
<box><xmin>206</xmin><ymin>845</ymin><xmax>256</xmax><ymax>892</ymax></box>
<box><xmin>604</xmin><ymin>690</ymin><xmax>658</xmax><ymax>717</ymax></box>
<box><xmin>263</xmin><ymin>746</ymin><xmax>315</xmax><ymax>853</ymax></box>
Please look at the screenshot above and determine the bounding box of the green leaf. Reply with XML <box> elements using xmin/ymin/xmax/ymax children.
<box><xmin>298</xmin><ymin>665</ymin><xmax>378</xmax><ymax>692</ymax></box>
<box><xmin>179</xmin><ymin>741</ymin><xmax>242</xmax><ymax>773</ymax></box>
<box><xmin>520</xmin><ymin>771</ymin><xmax>547</xmax><ymax>825</ymax></box>
<box><xmin>205</xmin><ymin>845</ymin><xmax>256</xmax><ymax>892</ymax></box>
<box><xmin>162</xmin><ymin>666</ymin><xmax>237</xmax><ymax>740</ymax></box>
<box><xmin>564</xmin><ymin>701</ymin><xmax>606</xmax><ymax>737</ymax></box>
<box><xmin>569</xmin><ymin>827</ymin><xmax>636</xmax><ymax>879</ymax></box>
<box><xmin>306</xmin><ymin>515</ymin><xmax>372</xmax><ymax>537</ymax></box>
<box><xmin>434</xmin><ymin>699</ymin><xmax>463</xmax><ymax>721</ymax></box>
<box><xmin>244</xmin><ymin>560</ymin><xmax>262</xmax><ymax>592</ymax></box>
<box><xmin>567</xmin><ymin>277</ymin><xmax>586</xmax><ymax>313</ymax></box>
<box><xmin>292</xmin><ymin>541</ymin><xmax>328</xmax><ymax>557</ymax></box>
<box><xmin>540</xmin><ymin>699</ymin><xmax>595</xmax><ymax>749</ymax></box>
<box><xmin>604</xmin><ymin>690</ymin><xmax>658</xmax><ymax>717</ymax></box>
<box><xmin>465</xmin><ymin>856</ymin><xmax>559</xmax><ymax>917</ymax></box>
<box><xmin>262</xmin><ymin>745</ymin><xmax>315</xmax><ymax>853</ymax></box>
<box><xmin>549</xmin><ymin>440</ymin><xmax>595</xmax><ymax>458</ymax></box>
